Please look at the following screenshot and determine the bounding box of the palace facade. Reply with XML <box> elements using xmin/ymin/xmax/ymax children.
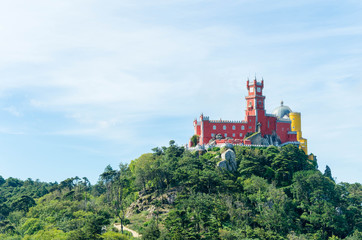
<box><xmin>190</xmin><ymin>79</ymin><xmax>308</xmax><ymax>154</ymax></box>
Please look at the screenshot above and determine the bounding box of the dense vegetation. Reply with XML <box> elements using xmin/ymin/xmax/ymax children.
<box><xmin>0</xmin><ymin>142</ymin><xmax>361</xmax><ymax>239</ymax></box>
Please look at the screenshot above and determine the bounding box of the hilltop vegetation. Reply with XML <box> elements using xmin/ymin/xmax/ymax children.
<box><xmin>0</xmin><ymin>142</ymin><xmax>361</xmax><ymax>239</ymax></box>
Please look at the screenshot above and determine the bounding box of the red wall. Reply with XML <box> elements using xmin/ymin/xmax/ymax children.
<box><xmin>276</xmin><ymin>121</ymin><xmax>291</xmax><ymax>143</ymax></box>
<box><xmin>199</xmin><ymin>116</ymin><xmax>256</xmax><ymax>144</ymax></box>
<box><xmin>195</xmin><ymin>114</ymin><xmax>296</xmax><ymax>145</ymax></box>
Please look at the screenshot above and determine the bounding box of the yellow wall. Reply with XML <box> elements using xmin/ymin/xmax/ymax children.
<box><xmin>299</xmin><ymin>138</ymin><xmax>308</xmax><ymax>155</ymax></box>
<box><xmin>290</xmin><ymin>112</ymin><xmax>301</xmax><ymax>134</ymax></box>
<box><xmin>290</xmin><ymin>112</ymin><xmax>308</xmax><ymax>154</ymax></box>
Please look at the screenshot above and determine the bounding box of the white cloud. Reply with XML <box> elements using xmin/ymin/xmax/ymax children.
<box><xmin>3</xmin><ymin>106</ymin><xmax>22</xmax><ymax>117</ymax></box>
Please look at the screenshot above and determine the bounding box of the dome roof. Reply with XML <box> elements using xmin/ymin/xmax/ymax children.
<box><xmin>272</xmin><ymin>101</ymin><xmax>292</xmax><ymax>119</ymax></box>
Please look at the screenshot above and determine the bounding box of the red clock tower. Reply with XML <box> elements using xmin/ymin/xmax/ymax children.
<box><xmin>245</xmin><ymin>79</ymin><xmax>266</xmax><ymax>131</ymax></box>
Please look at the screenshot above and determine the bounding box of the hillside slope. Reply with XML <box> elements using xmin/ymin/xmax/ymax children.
<box><xmin>0</xmin><ymin>142</ymin><xmax>361</xmax><ymax>240</ymax></box>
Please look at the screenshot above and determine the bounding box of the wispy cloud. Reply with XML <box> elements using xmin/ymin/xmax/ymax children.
<box><xmin>3</xmin><ymin>106</ymin><xmax>22</xmax><ymax>117</ymax></box>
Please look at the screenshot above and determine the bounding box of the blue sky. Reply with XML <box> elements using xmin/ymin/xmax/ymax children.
<box><xmin>0</xmin><ymin>0</ymin><xmax>361</xmax><ymax>184</ymax></box>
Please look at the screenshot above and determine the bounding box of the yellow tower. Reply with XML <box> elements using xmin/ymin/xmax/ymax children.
<box><xmin>289</xmin><ymin>112</ymin><xmax>308</xmax><ymax>154</ymax></box>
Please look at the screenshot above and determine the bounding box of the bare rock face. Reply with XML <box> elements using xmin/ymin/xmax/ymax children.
<box><xmin>217</xmin><ymin>149</ymin><xmax>237</xmax><ymax>172</ymax></box>
<box><xmin>126</xmin><ymin>188</ymin><xmax>178</xmax><ymax>218</ymax></box>
<box><xmin>247</xmin><ymin>131</ymin><xmax>281</xmax><ymax>146</ymax></box>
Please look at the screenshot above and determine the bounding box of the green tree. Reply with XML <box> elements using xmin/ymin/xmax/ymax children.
<box><xmin>142</xmin><ymin>219</ymin><xmax>160</xmax><ymax>240</ymax></box>
<box><xmin>0</xmin><ymin>176</ymin><xmax>5</xmax><ymax>186</ymax></box>
<box><xmin>11</xmin><ymin>196</ymin><xmax>36</xmax><ymax>212</ymax></box>
<box><xmin>100</xmin><ymin>165</ymin><xmax>118</xmax><ymax>202</ymax></box>
<box><xmin>324</xmin><ymin>165</ymin><xmax>334</xmax><ymax>181</ymax></box>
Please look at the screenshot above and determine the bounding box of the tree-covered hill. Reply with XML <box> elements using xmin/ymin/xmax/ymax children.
<box><xmin>0</xmin><ymin>142</ymin><xmax>361</xmax><ymax>239</ymax></box>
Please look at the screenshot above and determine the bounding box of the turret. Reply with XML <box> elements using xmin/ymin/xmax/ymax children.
<box><xmin>290</xmin><ymin>112</ymin><xmax>308</xmax><ymax>154</ymax></box>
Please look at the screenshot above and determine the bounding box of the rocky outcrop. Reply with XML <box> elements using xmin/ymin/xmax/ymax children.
<box><xmin>126</xmin><ymin>188</ymin><xmax>178</xmax><ymax>219</ymax></box>
<box><xmin>217</xmin><ymin>149</ymin><xmax>237</xmax><ymax>171</ymax></box>
<box><xmin>246</xmin><ymin>131</ymin><xmax>281</xmax><ymax>146</ymax></box>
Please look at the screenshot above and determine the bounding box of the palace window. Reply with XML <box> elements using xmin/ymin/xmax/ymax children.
<box><xmin>223</xmin><ymin>125</ymin><xmax>226</xmax><ymax>130</ymax></box>
<box><xmin>241</xmin><ymin>126</ymin><xmax>245</xmax><ymax>130</ymax></box>
<box><xmin>213</xmin><ymin>125</ymin><xmax>216</xmax><ymax>130</ymax></box>
<box><xmin>232</xmin><ymin>133</ymin><xmax>235</xmax><ymax>137</ymax></box>
<box><xmin>240</xmin><ymin>133</ymin><xmax>243</xmax><ymax>137</ymax></box>
<box><xmin>224</xmin><ymin>133</ymin><xmax>227</xmax><ymax>137</ymax></box>
<box><xmin>232</xmin><ymin>125</ymin><xmax>235</xmax><ymax>130</ymax></box>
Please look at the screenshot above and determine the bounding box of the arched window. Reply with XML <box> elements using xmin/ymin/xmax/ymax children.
<box><xmin>213</xmin><ymin>125</ymin><xmax>216</xmax><ymax>130</ymax></box>
<box><xmin>232</xmin><ymin>133</ymin><xmax>235</xmax><ymax>137</ymax></box>
<box><xmin>240</xmin><ymin>133</ymin><xmax>243</xmax><ymax>137</ymax></box>
<box><xmin>232</xmin><ymin>125</ymin><xmax>235</xmax><ymax>130</ymax></box>
<box><xmin>223</xmin><ymin>125</ymin><xmax>226</xmax><ymax>130</ymax></box>
<box><xmin>241</xmin><ymin>126</ymin><xmax>245</xmax><ymax>130</ymax></box>
<box><xmin>224</xmin><ymin>133</ymin><xmax>227</xmax><ymax>137</ymax></box>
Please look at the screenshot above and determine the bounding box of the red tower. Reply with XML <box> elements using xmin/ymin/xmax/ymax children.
<box><xmin>245</xmin><ymin>79</ymin><xmax>265</xmax><ymax>132</ymax></box>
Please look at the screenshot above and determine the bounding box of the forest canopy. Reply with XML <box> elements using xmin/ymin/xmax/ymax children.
<box><xmin>0</xmin><ymin>142</ymin><xmax>361</xmax><ymax>240</ymax></box>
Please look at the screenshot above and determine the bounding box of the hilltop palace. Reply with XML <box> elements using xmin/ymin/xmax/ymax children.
<box><xmin>189</xmin><ymin>78</ymin><xmax>311</xmax><ymax>156</ymax></box>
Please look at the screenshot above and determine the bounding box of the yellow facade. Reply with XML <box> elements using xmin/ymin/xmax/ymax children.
<box><xmin>290</xmin><ymin>112</ymin><xmax>308</xmax><ymax>154</ymax></box>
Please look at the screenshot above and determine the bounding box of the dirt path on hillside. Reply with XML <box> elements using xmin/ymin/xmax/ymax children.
<box><xmin>114</xmin><ymin>223</ymin><xmax>142</xmax><ymax>238</ymax></box>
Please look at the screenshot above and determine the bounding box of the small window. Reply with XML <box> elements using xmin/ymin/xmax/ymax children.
<box><xmin>232</xmin><ymin>133</ymin><xmax>235</xmax><ymax>137</ymax></box>
<box><xmin>258</xmin><ymin>101</ymin><xmax>262</xmax><ymax>105</ymax></box>
<box><xmin>211</xmin><ymin>133</ymin><xmax>215</xmax><ymax>137</ymax></box>
<box><xmin>249</xmin><ymin>126</ymin><xmax>252</xmax><ymax>129</ymax></box>
<box><xmin>224</xmin><ymin>133</ymin><xmax>227</xmax><ymax>137</ymax></box>
<box><xmin>213</xmin><ymin>125</ymin><xmax>216</xmax><ymax>130</ymax></box>
<box><xmin>241</xmin><ymin>126</ymin><xmax>245</xmax><ymax>130</ymax></box>
<box><xmin>232</xmin><ymin>125</ymin><xmax>235</xmax><ymax>130</ymax></box>
<box><xmin>250</xmin><ymin>87</ymin><xmax>254</xmax><ymax>93</ymax></box>
<box><xmin>240</xmin><ymin>133</ymin><xmax>243</xmax><ymax>137</ymax></box>
<box><xmin>223</xmin><ymin>125</ymin><xmax>226</xmax><ymax>130</ymax></box>
<box><xmin>257</xmin><ymin>87</ymin><xmax>261</xmax><ymax>92</ymax></box>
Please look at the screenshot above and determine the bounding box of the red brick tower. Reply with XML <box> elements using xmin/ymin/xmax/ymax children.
<box><xmin>245</xmin><ymin>78</ymin><xmax>266</xmax><ymax>132</ymax></box>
